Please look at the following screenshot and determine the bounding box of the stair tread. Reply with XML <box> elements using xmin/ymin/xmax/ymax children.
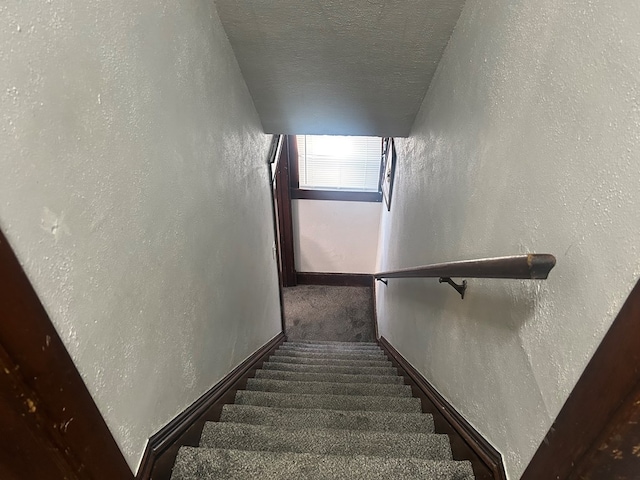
<box><xmin>235</xmin><ymin>390</ymin><xmax>422</xmax><ymax>413</ymax></box>
<box><xmin>289</xmin><ymin>340</ymin><xmax>379</xmax><ymax>346</ymax></box>
<box><xmin>280</xmin><ymin>344</ymin><xmax>384</xmax><ymax>352</ymax></box>
<box><xmin>246</xmin><ymin>378</ymin><xmax>412</xmax><ymax>397</ymax></box>
<box><xmin>220</xmin><ymin>404</ymin><xmax>435</xmax><ymax>433</ymax></box>
<box><xmin>172</xmin><ymin>447</ymin><xmax>475</xmax><ymax>480</ymax></box>
<box><xmin>267</xmin><ymin>355</ymin><xmax>392</xmax><ymax>366</ymax></box>
<box><xmin>282</xmin><ymin>342</ymin><xmax>382</xmax><ymax>348</ymax></box>
<box><xmin>254</xmin><ymin>369</ymin><xmax>404</xmax><ymax>384</ymax></box>
<box><xmin>261</xmin><ymin>361</ymin><xmax>397</xmax><ymax>375</ymax></box>
<box><xmin>199</xmin><ymin>422</ymin><xmax>452</xmax><ymax>460</ymax></box>
<box><xmin>169</xmin><ymin>339</ymin><xmax>473</xmax><ymax>479</ymax></box>
<box><xmin>273</xmin><ymin>349</ymin><xmax>387</xmax><ymax>360</ymax></box>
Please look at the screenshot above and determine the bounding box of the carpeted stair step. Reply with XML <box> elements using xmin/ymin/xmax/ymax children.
<box><xmin>291</xmin><ymin>340</ymin><xmax>379</xmax><ymax>346</ymax></box>
<box><xmin>278</xmin><ymin>347</ymin><xmax>385</xmax><ymax>355</ymax></box>
<box><xmin>199</xmin><ymin>422</ymin><xmax>453</xmax><ymax>460</ymax></box>
<box><xmin>261</xmin><ymin>361</ymin><xmax>398</xmax><ymax>376</ymax></box>
<box><xmin>235</xmin><ymin>390</ymin><xmax>422</xmax><ymax>413</ymax></box>
<box><xmin>280</xmin><ymin>346</ymin><xmax>384</xmax><ymax>354</ymax></box>
<box><xmin>278</xmin><ymin>343</ymin><xmax>385</xmax><ymax>351</ymax></box>
<box><xmin>254</xmin><ymin>369</ymin><xmax>404</xmax><ymax>384</ymax></box>
<box><xmin>273</xmin><ymin>349</ymin><xmax>387</xmax><ymax>360</ymax></box>
<box><xmin>169</xmin><ymin>339</ymin><xmax>474</xmax><ymax>480</ymax></box>
<box><xmin>245</xmin><ymin>378</ymin><xmax>412</xmax><ymax>397</ymax></box>
<box><xmin>280</xmin><ymin>343</ymin><xmax>384</xmax><ymax>352</ymax></box>
<box><xmin>267</xmin><ymin>355</ymin><xmax>392</xmax><ymax>367</ymax></box>
<box><xmin>219</xmin><ymin>404</ymin><xmax>436</xmax><ymax>434</ymax></box>
<box><xmin>172</xmin><ymin>447</ymin><xmax>475</xmax><ymax>480</ymax></box>
<box><xmin>276</xmin><ymin>348</ymin><xmax>385</xmax><ymax>356</ymax></box>
<box><xmin>281</xmin><ymin>341</ymin><xmax>383</xmax><ymax>348</ymax></box>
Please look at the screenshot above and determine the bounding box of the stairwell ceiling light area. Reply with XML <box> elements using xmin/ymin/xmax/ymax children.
<box><xmin>214</xmin><ymin>0</ymin><xmax>466</xmax><ymax>137</ymax></box>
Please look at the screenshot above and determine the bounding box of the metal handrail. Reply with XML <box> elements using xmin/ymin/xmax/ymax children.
<box><xmin>374</xmin><ymin>254</ymin><xmax>556</xmax><ymax>299</ymax></box>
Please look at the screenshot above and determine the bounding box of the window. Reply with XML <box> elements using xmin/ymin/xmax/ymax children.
<box><xmin>291</xmin><ymin>135</ymin><xmax>383</xmax><ymax>202</ymax></box>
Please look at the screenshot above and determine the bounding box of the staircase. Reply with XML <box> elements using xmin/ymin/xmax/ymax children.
<box><xmin>170</xmin><ymin>340</ymin><xmax>475</xmax><ymax>479</ymax></box>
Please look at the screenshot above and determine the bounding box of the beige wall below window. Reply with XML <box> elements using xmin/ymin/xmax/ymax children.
<box><xmin>293</xmin><ymin>200</ymin><xmax>382</xmax><ymax>274</ymax></box>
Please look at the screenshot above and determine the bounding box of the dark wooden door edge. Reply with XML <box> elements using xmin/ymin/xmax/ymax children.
<box><xmin>268</xmin><ymin>139</ymin><xmax>287</xmax><ymax>334</ymax></box>
<box><xmin>296</xmin><ymin>272</ymin><xmax>374</xmax><ymax>288</ymax></box>
<box><xmin>372</xmin><ymin>283</ymin><xmax>380</xmax><ymax>340</ymax></box>
<box><xmin>137</xmin><ymin>332</ymin><xmax>286</xmax><ymax>480</ymax></box>
<box><xmin>275</xmin><ymin>137</ymin><xmax>297</xmax><ymax>287</ymax></box>
<box><xmin>0</xmin><ymin>230</ymin><xmax>134</xmax><ymax>479</ymax></box>
<box><xmin>521</xmin><ymin>278</ymin><xmax>640</xmax><ymax>480</ymax></box>
<box><xmin>568</xmin><ymin>381</ymin><xmax>640</xmax><ymax>479</ymax></box>
<box><xmin>378</xmin><ymin>337</ymin><xmax>506</xmax><ymax>480</ymax></box>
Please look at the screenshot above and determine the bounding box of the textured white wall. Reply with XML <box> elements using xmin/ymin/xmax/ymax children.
<box><xmin>0</xmin><ymin>0</ymin><xmax>281</xmax><ymax>473</ymax></box>
<box><xmin>376</xmin><ymin>1</ymin><xmax>640</xmax><ymax>478</ymax></box>
<box><xmin>293</xmin><ymin>200</ymin><xmax>381</xmax><ymax>274</ymax></box>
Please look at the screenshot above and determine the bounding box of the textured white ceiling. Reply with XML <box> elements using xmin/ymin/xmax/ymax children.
<box><xmin>214</xmin><ymin>0</ymin><xmax>466</xmax><ymax>137</ymax></box>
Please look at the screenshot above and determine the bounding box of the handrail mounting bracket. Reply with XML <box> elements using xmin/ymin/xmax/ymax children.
<box><xmin>439</xmin><ymin>277</ymin><xmax>467</xmax><ymax>299</ymax></box>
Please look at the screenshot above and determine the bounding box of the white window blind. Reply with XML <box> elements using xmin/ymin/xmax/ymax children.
<box><xmin>296</xmin><ymin>135</ymin><xmax>382</xmax><ymax>192</ymax></box>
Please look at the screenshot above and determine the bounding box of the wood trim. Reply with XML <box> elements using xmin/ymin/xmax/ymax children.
<box><xmin>287</xmin><ymin>135</ymin><xmax>300</xmax><ymax>190</ymax></box>
<box><xmin>372</xmin><ymin>282</ymin><xmax>379</xmax><ymax>341</ymax></box>
<box><xmin>569</xmin><ymin>382</ymin><xmax>640</xmax><ymax>479</ymax></box>
<box><xmin>521</xmin><ymin>278</ymin><xmax>640</xmax><ymax>480</ymax></box>
<box><xmin>291</xmin><ymin>189</ymin><xmax>383</xmax><ymax>203</ymax></box>
<box><xmin>0</xmin><ymin>230</ymin><xmax>134</xmax><ymax>480</ymax></box>
<box><xmin>137</xmin><ymin>332</ymin><xmax>286</xmax><ymax>480</ymax></box>
<box><xmin>379</xmin><ymin>336</ymin><xmax>506</xmax><ymax>480</ymax></box>
<box><xmin>381</xmin><ymin>137</ymin><xmax>397</xmax><ymax>211</ymax></box>
<box><xmin>267</xmin><ymin>136</ymin><xmax>287</xmax><ymax>333</ymax></box>
<box><xmin>267</xmin><ymin>134</ymin><xmax>284</xmax><ymax>168</ymax></box>
<box><xmin>296</xmin><ymin>272</ymin><xmax>374</xmax><ymax>287</ymax></box>
<box><xmin>275</xmin><ymin>137</ymin><xmax>297</xmax><ymax>287</ymax></box>
<box><xmin>377</xmin><ymin>137</ymin><xmax>386</xmax><ymax>195</ymax></box>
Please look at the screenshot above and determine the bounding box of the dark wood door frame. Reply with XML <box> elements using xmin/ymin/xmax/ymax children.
<box><xmin>0</xmin><ymin>230</ymin><xmax>133</xmax><ymax>479</ymax></box>
<box><xmin>267</xmin><ymin>134</ymin><xmax>288</xmax><ymax>332</ymax></box>
<box><xmin>273</xmin><ymin>136</ymin><xmax>297</xmax><ymax>287</ymax></box>
<box><xmin>522</xmin><ymin>278</ymin><xmax>640</xmax><ymax>479</ymax></box>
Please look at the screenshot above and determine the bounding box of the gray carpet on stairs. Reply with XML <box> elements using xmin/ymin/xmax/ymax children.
<box><xmin>289</xmin><ymin>340</ymin><xmax>379</xmax><ymax>345</ymax></box>
<box><xmin>199</xmin><ymin>422</ymin><xmax>453</xmax><ymax>460</ymax></box>
<box><xmin>254</xmin><ymin>369</ymin><xmax>404</xmax><ymax>384</ymax></box>
<box><xmin>235</xmin><ymin>390</ymin><xmax>422</xmax><ymax>412</ymax></box>
<box><xmin>272</xmin><ymin>349</ymin><xmax>387</xmax><ymax>359</ymax></box>
<box><xmin>275</xmin><ymin>344</ymin><xmax>383</xmax><ymax>354</ymax></box>
<box><xmin>172</xmin><ymin>447</ymin><xmax>475</xmax><ymax>480</ymax></box>
<box><xmin>245</xmin><ymin>378</ymin><xmax>413</xmax><ymax>396</ymax></box>
<box><xmin>170</xmin><ymin>341</ymin><xmax>475</xmax><ymax>480</ymax></box>
<box><xmin>266</xmin><ymin>355</ymin><xmax>392</xmax><ymax>366</ymax></box>
<box><xmin>261</xmin><ymin>361</ymin><xmax>398</xmax><ymax>376</ymax></box>
<box><xmin>219</xmin><ymin>405</ymin><xmax>436</xmax><ymax>433</ymax></box>
<box><xmin>282</xmin><ymin>341</ymin><xmax>381</xmax><ymax>349</ymax></box>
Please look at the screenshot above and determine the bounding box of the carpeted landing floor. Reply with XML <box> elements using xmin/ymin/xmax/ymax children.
<box><xmin>282</xmin><ymin>285</ymin><xmax>376</xmax><ymax>342</ymax></box>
